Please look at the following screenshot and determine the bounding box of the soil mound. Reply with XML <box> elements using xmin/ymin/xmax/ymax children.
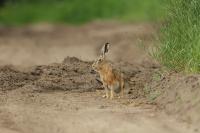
<box><xmin>0</xmin><ymin>65</ymin><xmax>37</xmax><ymax>91</ymax></box>
<box><xmin>0</xmin><ymin>57</ymin><xmax>157</xmax><ymax>97</ymax></box>
<box><xmin>33</xmin><ymin>57</ymin><xmax>101</xmax><ymax>92</ymax></box>
<box><xmin>0</xmin><ymin>57</ymin><xmax>102</xmax><ymax>92</ymax></box>
<box><xmin>150</xmin><ymin>73</ymin><xmax>200</xmax><ymax>128</ymax></box>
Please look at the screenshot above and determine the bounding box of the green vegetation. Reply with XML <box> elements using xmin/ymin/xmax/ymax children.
<box><xmin>155</xmin><ymin>0</ymin><xmax>200</xmax><ymax>73</ymax></box>
<box><xmin>0</xmin><ymin>0</ymin><xmax>164</xmax><ymax>25</ymax></box>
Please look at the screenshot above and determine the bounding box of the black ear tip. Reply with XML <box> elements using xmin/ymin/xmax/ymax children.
<box><xmin>105</xmin><ymin>42</ymin><xmax>110</xmax><ymax>45</ymax></box>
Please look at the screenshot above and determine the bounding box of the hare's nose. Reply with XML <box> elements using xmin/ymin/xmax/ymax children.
<box><xmin>90</xmin><ymin>69</ymin><xmax>96</xmax><ymax>74</ymax></box>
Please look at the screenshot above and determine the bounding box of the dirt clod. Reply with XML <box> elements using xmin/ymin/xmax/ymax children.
<box><xmin>0</xmin><ymin>65</ymin><xmax>37</xmax><ymax>90</ymax></box>
<box><xmin>34</xmin><ymin>57</ymin><xmax>101</xmax><ymax>92</ymax></box>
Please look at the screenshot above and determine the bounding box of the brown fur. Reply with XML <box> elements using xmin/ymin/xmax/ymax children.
<box><xmin>92</xmin><ymin>58</ymin><xmax>124</xmax><ymax>99</ymax></box>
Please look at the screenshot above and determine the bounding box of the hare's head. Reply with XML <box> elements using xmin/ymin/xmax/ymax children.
<box><xmin>92</xmin><ymin>43</ymin><xmax>110</xmax><ymax>72</ymax></box>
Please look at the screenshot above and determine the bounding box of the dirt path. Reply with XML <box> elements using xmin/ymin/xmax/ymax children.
<box><xmin>0</xmin><ymin>90</ymin><xmax>191</xmax><ymax>133</ymax></box>
<box><xmin>0</xmin><ymin>22</ymin><xmax>155</xmax><ymax>66</ymax></box>
<box><xmin>0</xmin><ymin>22</ymin><xmax>198</xmax><ymax>133</ymax></box>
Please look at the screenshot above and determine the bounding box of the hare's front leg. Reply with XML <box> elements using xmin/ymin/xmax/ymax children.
<box><xmin>105</xmin><ymin>87</ymin><xmax>109</xmax><ymax>99</ymax></box>
<box><xmin>110</xmin><ymin>86</ymin><xmax>114</xmax><ymax>100</ymax></box>
<box><xmin>102</xmin><ymin>83</ymin><xmax>109</xmax><ymax>99</ymax></box>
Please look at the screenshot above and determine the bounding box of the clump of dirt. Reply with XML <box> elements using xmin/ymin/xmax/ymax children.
<box><xmin>0</xmin><ymin>56</ymin><xmax>158</xmax><ymax>99</ymax></box>
<box><xmin>148</xmin><ymin>72</ymin><xmax>200</xmax><ymax>128</ymax></box>
<box><xmin>128</xmin><ymin>68</ymin><xmax>159</xmax><ymax>99</ymax></box>
<box><xmin>0</xmin><ymin>65</ymin><xmax>37</xmax><ymax>91</ymax></box>
<box><xmin>33</xmin><ymin>57</ymin><xmax>101</xmax><ymax>92</ymax></box>
<box><xmin>0</xmin><ymin>57</ymin><xmax>102</xmax><ymax>92</ymax></box>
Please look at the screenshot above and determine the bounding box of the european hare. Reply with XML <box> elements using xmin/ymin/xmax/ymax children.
<box><xmin>92</xmin><ymin>43</ymin><xmax>124</xmax><ymax>99</ymax></box>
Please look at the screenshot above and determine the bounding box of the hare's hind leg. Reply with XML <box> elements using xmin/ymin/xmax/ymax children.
<box><xmin>120</xmin><ymin>78</ymin><xmax>125</xmax><ymax>98</ymax></box>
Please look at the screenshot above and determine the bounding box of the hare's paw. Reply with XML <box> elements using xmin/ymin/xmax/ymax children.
<box><xmin>110</xmin><ymin>96</ymin><xmax>114</xmax><ymax>100</ymax></box>
<box><xmin>102</xmin><ymin>95</ymin><xmax>106</xmax><ymax>98</ymax></box>
<box><xmin>110</xmin><ymin>92</ymin><xmax>114</xmax><ymax>100</ymax></box>
<box><xmin>102</xmin><ymin>95</ymin><xmax>109</xmax><ymax>98</ymax></box>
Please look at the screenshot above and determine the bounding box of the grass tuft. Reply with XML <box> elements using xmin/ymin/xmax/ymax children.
<box><xmin>154</xmin><ymin>0</ymin><xmax>200</xmax><ymax>73</ymax></box>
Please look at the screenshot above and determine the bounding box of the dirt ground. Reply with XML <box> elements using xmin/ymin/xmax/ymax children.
<box><xmin>0</xmin><ymin>22</ymin><xmax>199</xmax><ymax>133</ymax></box>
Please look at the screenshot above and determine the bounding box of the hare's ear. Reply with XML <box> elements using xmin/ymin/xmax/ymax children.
<box><xmin>101</xmin><ymin>42</ymin><xmax>110</xmax><ymax>58</ymax></box>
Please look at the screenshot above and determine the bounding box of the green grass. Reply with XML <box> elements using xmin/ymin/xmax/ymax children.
<box><xmin>0</xmin><ymin>0</ymin><xmax>165</xmax><ymax>26</ymax></box>
<box><xmin>154</xmin><ymin>0</ymin><xmax>200</xmax><ymax>73</ymax></box>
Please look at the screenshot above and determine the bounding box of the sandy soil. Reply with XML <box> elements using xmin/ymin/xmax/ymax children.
<box><xmin>0</xmin><ymin>90</ymin><xmax>192</xmax><ymax>133</ymax></box>
<box><xmin>0</xmin><ymin>22</ymin><xmax>199</xmax><ymax>133</ymax></box>
<box><xmin>0</xmin><ymin>22</ymin><xmax>155</xmax><ymax>66</ymax></box>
